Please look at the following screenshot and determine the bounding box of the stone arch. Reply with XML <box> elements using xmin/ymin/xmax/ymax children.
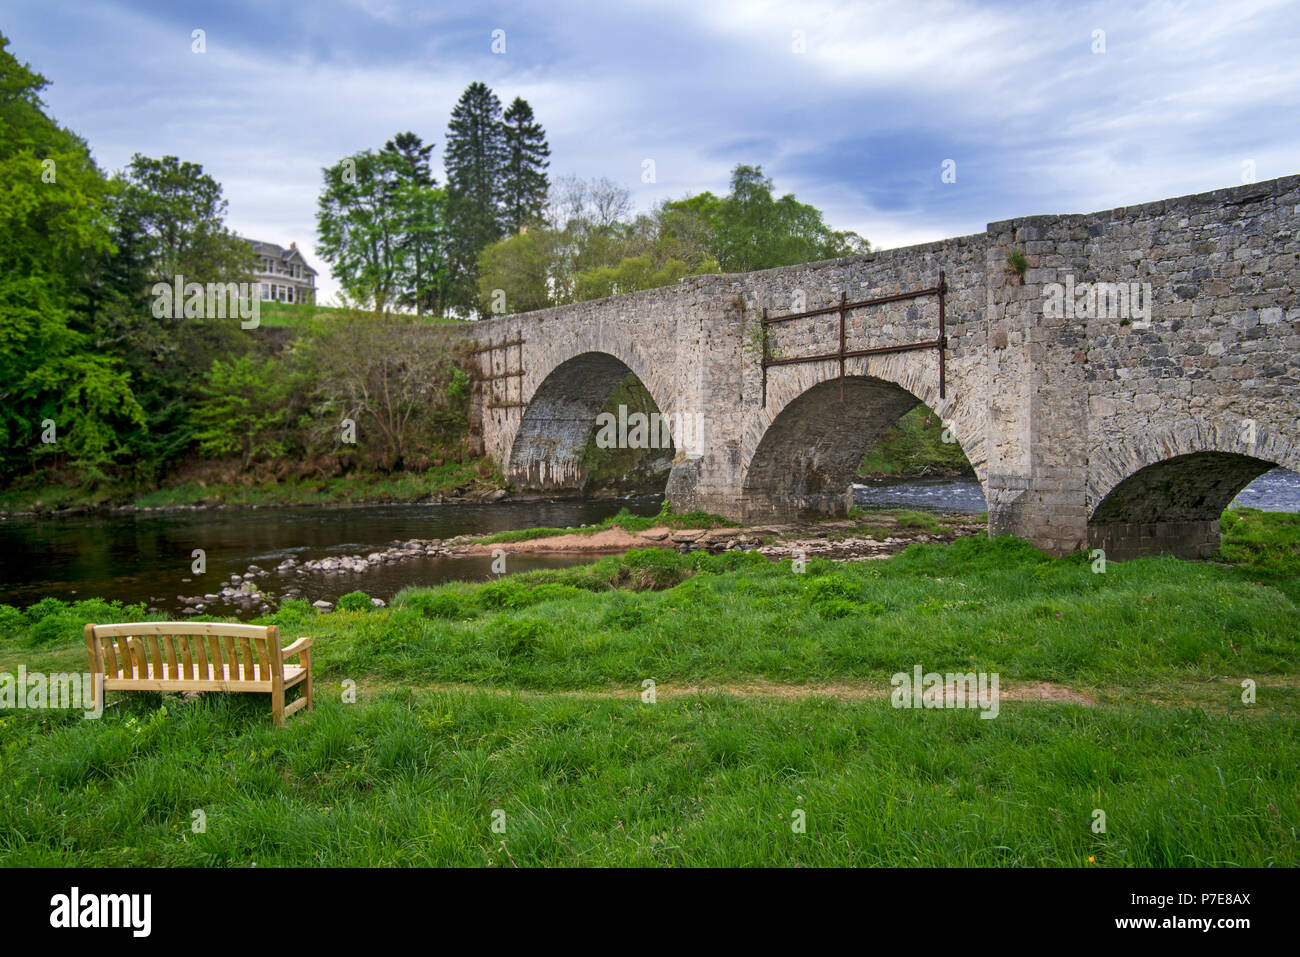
<box><xmin>738</xmin><ymin>370</ymin><xmax>986</xmax><ymax>521</ymax></box>
<box><xmin>506</xmin><ymin>351</ymin><xmax>677</xmax><ymax>494</ymax></box>
<box><xmin>1086</xmin><ymin>422</ymin><xmax>1300</xmax><ymax>559</ymax></box>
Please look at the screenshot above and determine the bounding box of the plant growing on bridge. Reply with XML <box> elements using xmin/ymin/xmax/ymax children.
<box><xmin>1006</xmin><ymin>249</ymin><xmax>1028</xmax><ymax>283</ymax></box>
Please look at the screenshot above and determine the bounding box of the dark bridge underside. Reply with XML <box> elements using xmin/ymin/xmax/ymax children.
<box><xmin>1088</xmin><ymin>451</ymin><xmax>1276</xmax><ymax>559</ymax></box>
<box><xmin>508</xmin><ymin>352</ymin><xmax>673</xmax><ymax>494</ymax></box>
<box><xmin>741</xmin><ymin>376</ymin><xmax>920</xmax><ymax>521</ymax></box>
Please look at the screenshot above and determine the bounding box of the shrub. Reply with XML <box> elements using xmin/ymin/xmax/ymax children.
<box><xmin>271</xmin><ymin>599</ymin><xmax>316</xmax><ymax>626</ymax></box>
<box><xmin>24</xmin><ymin>597</ymin><xmax>67</xmax><ymax>623</ymax></box>
<box><xmin>396</xmin><ymin>588</ymin><xmax>475</xmax><ymax>620</ymax></box>
<box><xmin>485</xmin><ymin>617</ymin><xmax>551</xmax><ymax>659</ymax></box>
<box><xmin>618</xmin><ymin>549</ymin><xmax>691</xmax><ymax>590</ymax></box>
<box><xmin>477</xmin><ymin>579</ymin><xmax>535</xmax><ymax>610</ymax></box>
<box><xmin>337</xmin><ymin>591</ymin><xmax>373</xmax><ymax>612</ymax></box>
<box><xmin>0</xmin><ymin>604</ymin><xmax>23</xmax><ymax>643</ymax></box>
<box><xmin>601</xmin><ymin>595</ymin><xmax>646</xmax><ymax>629</ymax></box>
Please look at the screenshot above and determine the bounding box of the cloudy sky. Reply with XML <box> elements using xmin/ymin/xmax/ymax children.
<box><xmin>6</xmin><ymin>0</ymin><xmax>1298</xmax><ymax>302</ymax></box>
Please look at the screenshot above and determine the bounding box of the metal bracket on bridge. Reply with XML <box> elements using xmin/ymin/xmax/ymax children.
<box><xmin>760</xmin><ymin>270</ymin><xmax>947</xmax><ymax>405</ymax></box>
<box><xmin>470</xmin><ymin>335</ymin><xmax>527</xmax><ymax>409</ymax></box>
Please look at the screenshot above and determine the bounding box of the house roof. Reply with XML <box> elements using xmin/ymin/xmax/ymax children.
<box><xmin>243</xmin><ymin>238</ymin><xmax>319</xmax><ymax>275</ymax></box>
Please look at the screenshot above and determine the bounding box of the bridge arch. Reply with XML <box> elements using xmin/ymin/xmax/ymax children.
<box><xmin>1086</xmin><ymin>422</ymin><xmax>1300</xmax><ymax>559</ymax></box>
<box><xmin>738</xmin><ymin>366</ymin><xmax>987</xmax><ymax>522</ymax></box>
<box><xmin>506</xmin><ymin>350</ymin><xmax>679</xmax><ymax>494</ymax></box>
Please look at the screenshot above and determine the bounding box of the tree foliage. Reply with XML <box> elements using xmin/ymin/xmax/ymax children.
<box><xmin>0</xmin><ymin>32</ymin><xmax>144</xmax><ymax>482</ymax></box>
<box><xmin>501</xmin><ymin>97</ymin><xmax>550</xmax><ymax>233</ymax></box>
<box><xmin>444</xmin><ymin>82</ymin><xmax>507</xmax><ymax>314</ymax></box>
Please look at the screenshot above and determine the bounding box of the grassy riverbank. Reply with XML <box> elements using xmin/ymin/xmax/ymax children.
<box><xmin>859</xmin><ymin>406</ymin><xmax>975</xmax><ymax>477</ymax></box>
<box><xmin>1</xmin><ymin>509</ymin><xmax>1297</xmax><ymax>866</ymax></box>
<box><xmin>0</xmin><ymin>460</ymin><xmax>501</xmax><ymax>515</ymax></box>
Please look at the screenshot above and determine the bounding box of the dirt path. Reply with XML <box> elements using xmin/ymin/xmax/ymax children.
<box><xmin>355</xmin><ymin>677</ymin><xmax>1099</xmax><ymax>706</ymax></box>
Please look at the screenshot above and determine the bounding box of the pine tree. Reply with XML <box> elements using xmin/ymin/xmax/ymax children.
<box><xmin>382</xmin><ymin>132</ymin><xmax>447</xmax><ymax>315</ymax></box>
<box><xmin>444</xmin><ymin>82</ymin><xmax>506</xmax><ymax>315</ymax></box>
<box><xmin>501</xmin><ymin>97</ymin><xmax>550</xmax><ymax>233</ymax></box>
<box><xmin>383</xmin><ymin>131</ymin><xmax>435</xmax><ymax>187</ymax></box>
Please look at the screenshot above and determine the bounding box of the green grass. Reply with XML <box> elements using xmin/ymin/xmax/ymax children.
<box><xmin>859</xmin><ymin>405</ymin><xmax>975</xmax><ymax>477</ymax></box>
<box><xmin>1</xmin><ymin>508</ymin><xmax>1297</xmax><ymax>866</ymax></box>
<box><xmin>1219</xmin><ymin>507</ymin><xmax>1300</xmax><ymax>574</ymax></box>
<box><xmin>1</xmin><ymin>690</ymin><xmax>1293</xmax><ymax>867</ymax></box>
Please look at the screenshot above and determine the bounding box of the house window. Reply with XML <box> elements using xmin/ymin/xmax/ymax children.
<box><xmin>261</xmin><ymin>283</ymin><xmax>269</xmax><ymax>300</ymax></box>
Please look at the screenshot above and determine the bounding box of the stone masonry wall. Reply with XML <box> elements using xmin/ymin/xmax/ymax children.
<box><xmin>461</xmin><ymin>174</ymin><xmax>1300</xmax><ymax>558</ymax></box>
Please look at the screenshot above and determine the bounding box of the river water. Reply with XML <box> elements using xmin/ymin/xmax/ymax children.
<box><xmin>2</xmin><ymin>469</ymin><xmax>1296</xmax><ymax>617</ymax></box>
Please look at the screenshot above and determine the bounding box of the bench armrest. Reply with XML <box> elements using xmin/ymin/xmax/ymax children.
<box><xmin>282</xmin><ymin>637</ymin><xmax>313</xmax><ymax>660</ymax></box>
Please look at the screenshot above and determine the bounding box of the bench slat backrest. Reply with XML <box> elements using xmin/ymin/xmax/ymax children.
<box><xmin>85</xmin><ymin>622</ymin><xmax>283</xmax><ymax>684</ymax></box>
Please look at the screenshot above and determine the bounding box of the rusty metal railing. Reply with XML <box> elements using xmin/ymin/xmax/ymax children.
<box><xmin>760</xmin><ymin>270</ymin><xmax>947</xmax><ymax>404</ymax></box>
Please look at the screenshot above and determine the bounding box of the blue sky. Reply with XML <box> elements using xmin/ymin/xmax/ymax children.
<box><xmin>6</xmin><ymin>0</ymin><xmax>1298</xmax><ymax>301</ymax></box>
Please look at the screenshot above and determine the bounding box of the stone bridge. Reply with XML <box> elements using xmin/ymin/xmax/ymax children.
<box><xmin>464</xmin><ymin>175</ymin><xmax>1300</xmax><ymax>559</ymax></box>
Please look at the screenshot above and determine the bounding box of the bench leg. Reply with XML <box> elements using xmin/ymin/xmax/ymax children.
<box><xmin>271</xmin><ymin>675</ymin><xmax>286</xmax><ymax>728</ymax></box>
<box><xmin>302</xmin><ymin>649</ymin><xmax>314</xmax><ymax>713</ymax></box>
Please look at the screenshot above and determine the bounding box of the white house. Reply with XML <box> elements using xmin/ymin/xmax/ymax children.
<box><xmin>245</xmin><ymin>239</ymin><xmax>317</xmax><ymax>304</ymax></box>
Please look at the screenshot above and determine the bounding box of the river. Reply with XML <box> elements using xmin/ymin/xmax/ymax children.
<box><xmin>2</xmin><ymin>469</ymin><xmax>1297</xmax><ymax>617</ymax></box>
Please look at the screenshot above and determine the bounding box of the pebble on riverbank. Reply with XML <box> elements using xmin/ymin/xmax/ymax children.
<box><xmin>168</xmin><ymin>515</ymin><xmax>982</xmax><ymax>614</ymax></box>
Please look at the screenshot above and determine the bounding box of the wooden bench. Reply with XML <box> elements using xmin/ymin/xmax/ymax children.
<box><xmin>84</xmin><ymin>622</ymin><xmax>313</xmax><ymax>726</ymax></box>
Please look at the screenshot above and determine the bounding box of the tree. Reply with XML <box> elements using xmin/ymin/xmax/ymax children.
<box><xmin>191</xmin><ymin>356</ymin><xmax>298</xmax><ymax>468</ymax></box>
<box><xmin>501</xmin><ymin>97</ymin><xmax>550</xmax><ymax>233</ymax></box>
<box><xmin>383</xmin><ymin>131</ymin><xmax>435</xmax><ymax>187</ymax></box>
<box><xmin>709</xmin><ymin>164</ymin><xmax>869</xmax><ymax>272</ymax></box>
<box><xmin>444</xmin><ymin>82</ymin><xmax>506</xmax><ymax>315</ymax></box>
<box><xmin>477</xmin><ymin>227</ymin><xmax>561</xmax><ymax>314</ymax></box>
<box><xmin>383</xmin><ymin>131</ymin><xmax>450</xmax><ymax>316</ymax></box>
<box><xmin>475</xmin><ymin>179</ymin><xmax>719</xmax><ymax>313</ymax></box>
<box><xmin>115</xmin><ymin>154</ymin><xmax>254</xmax><ymax>284</ymax></box>
<box><xmin>0</xmin><ymin>32</ymin><xmax>144</xmax><ymax>483</ymax></box>
<box><xmin>573</xmin><ymin>255</ymin><xmax>694</xmax><ymax>301</ymax></box>
<box><xmin>81</xmin><ymin>154</ymin><xmax>264</xmax><ymax>482</ymax></box>
<box><xmin>316</xmin><ymin>149</ymin><xmax>411</xmax><ymax>314</ymax></box>
<box><xmin>296</xmin><ymin>314</ymin><xmax>470</xmax><ymax>471</ymax></box>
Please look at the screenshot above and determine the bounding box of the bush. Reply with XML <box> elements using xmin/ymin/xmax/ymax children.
<box><xmin>0</xmin><ymin>604</ymin><xmax>23</xmax><ymax>643</ymax></box>
<box><xmin>395</xmin><ymin>588</ymin><xmax>475</xmax><ymax>620</ymax></box>
<box><xmin>601</xmin><ymin>596</ymin><xmax>646</xmax><ymax>629</ymax></box>
<box><xmin>24</xmin><ymin>597</ymin><xmax>67</xmax><ymax>623</ymax></box>
<box><xmin>271</xmin><ymin>599</ymin><xmax>316</xmax><ymax>626</ymax></box>
<box><xmin>485</xmin><ymin>617</ymin><xmax>551</xmax><ymax>659</ymax></box>
<box><xmin>337</xmin><ymin>591</ymin><xmax>373</xmax><ymax>612</ymax></box>
<box><xmin>618</xmin><ymin>549</ymin><xmax>691</xmax><ymax>590</ymax></box>
<box><xmin>6</xmin><ymin>597</ymin><xmax>148</xmax><ymax>648</ymax></box>
<box><xmin>477</xmin><ymin>579</ymin><xmax>536</xmax><ymax>610</ymax></box>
